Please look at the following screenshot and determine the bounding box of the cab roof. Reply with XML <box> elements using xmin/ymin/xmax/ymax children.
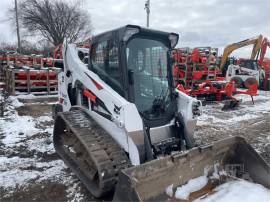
<box><xmin>91</xmin><ymin>24</ymin><xmax>179</xmax><ymax>48</ymax></box>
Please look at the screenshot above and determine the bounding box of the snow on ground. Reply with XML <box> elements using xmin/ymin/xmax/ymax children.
<box><xmin>16</xmin><ymin>93</ymin><xmax>58</xmax><ymax>100</ymax></box>
<box><xmin>0</xmin><ymin>96</ymin><xmax>88</xmax><ymax>201</ymax></box>
<box><xmin>7</xmin><ymin>96</ymin><xmax>24</xmax><ymax>108</ymax></box>
<box><xmin>37</xmin><ymin>115</ymin><xmax>53</xmax><ymax>123</ymax></box>
<box><xmin>198</xmin><ymin>92</ymin><xmax>270</xmax><ymax>126</ymax></box>
<box><xmin>0</xmin><ymin>113</ymin><xmax>40</xmax><ymax>146</ymax></box>
<box><xmin>195</xmin><ymin>180</ymin><xmax>270</xmax><ymax>202</ymax></box>
<box><xmin>195</xmin><ymin>91</ymin><xmax>270</xmax><ymax>163</ymax></box>
<box><xmin>168</xmin><ymin>172</ymin><xmax>270</xmax><ymax>202</ymax></box>
<box><xmin>0</xmin><ymin>98</ymin><xmax>53</xmax><ymax>153</ymax></box>
<box><xmin>15</xmin><ymin>94</ymin><xmax>37</xmax><ymax>100</ymax></box>
<box><xmin>0</xmin><ymin>157</ymin><xmax>66</xmax><ymax>188</ymax></box>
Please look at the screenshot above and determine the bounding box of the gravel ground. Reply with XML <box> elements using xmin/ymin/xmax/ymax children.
<box><xmin>0</xmin><ymin>92</ymin><xmax>269</xmax><ymax>201</ymax></box>
<box><xmin>194</xmin><ymin>91</ymin><xmax>270</xmax><ymax>163</ymax></box>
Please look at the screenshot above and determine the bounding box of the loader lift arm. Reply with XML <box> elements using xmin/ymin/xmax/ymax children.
<box><xmin>220</xmin><ymin>35</ymin><xmax>263</xmax><ymax>71</ymax></box>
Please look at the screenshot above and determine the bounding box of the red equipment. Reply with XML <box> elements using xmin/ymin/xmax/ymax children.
<box><xmin>177</xmin><ymin>80</ymin><xmax>258</xmax><ymax>110</ymax></box>
<box><xmin>172</xmin><ymin>47</ymin><xmax>222</xmax><ymax>88</ymax></box>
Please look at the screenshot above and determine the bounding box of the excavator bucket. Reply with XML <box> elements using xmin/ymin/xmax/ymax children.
<box><xmin>113</xmin><ymin>136</ymin><xmax>270</xmax><ymax>201</ymax></box>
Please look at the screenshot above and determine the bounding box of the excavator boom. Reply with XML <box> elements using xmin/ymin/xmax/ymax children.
<box><xmin>220</xmin><ymin>35</ymin><xmax>263</xmax><ymax>71</ymax></box>
<box><xmin>259</xmin><ymin>37</ymin><xmax>270</xmax><ymax>66</ymax></box>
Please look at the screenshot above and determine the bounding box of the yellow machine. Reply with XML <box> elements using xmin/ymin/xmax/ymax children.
<box><xmin>220</xmin><ymin>35</ymin><xmax>263</xmax><ymax>71</ymax></box>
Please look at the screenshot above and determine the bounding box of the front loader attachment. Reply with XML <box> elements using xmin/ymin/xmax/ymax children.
<box><xmin>113</xmin><ymin>136</ymin><xmax>270</xmax><ymax>201</ymax></box>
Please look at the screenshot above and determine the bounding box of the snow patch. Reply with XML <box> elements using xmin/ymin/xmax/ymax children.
<box><xmin>197</xmin><ymin>113</ymin><xmax>259</xmax><ymax>125</ymax></box>
<box><xmin>0</xmin><ymin>156</ymin><xmax>67</xmax><ymax>189</ymax></box>
<box><xmin>45</xmin><ymin>127</ymin><xmax>53</xmax><ymax>134</ymax></box>
<box><xmin>195</xmin><ymin>180</ymin><xmax>270</xmax><ymax>202</ymax></box>
<box><xmin>37</xmin><ymin>115</ymin><xmax>53</xmax><ymax>123</ymax></box>
<box><xmin>219</xmin><ymin>114</ymin><xmax>258</xmax><ymax>123</ymax></box>
<box><xmin>16</xmin><ymin>94</ymin><xmax>36</xmax><ymax>100</ymax></box>
<box><xmin>27</xmin><ymin>137</ymin><xmax>54</xmax><ymax>154</ymax></box>
<box><xmin>197</xmin><ymin>92</ymin><xmax>270</xmax><ymax>127</ymax></box>
<box><xmin>175</xmin><ymin>176</ymin><xmax>208</xmax><ymax>200</ymax></box>
<box><xmin>0</xmin><ymin>94</ymin><xmax>87</xmax><ymax>200</ymax></box>
<box><xmin>66</xmin><ymin>180</ymin><xmax>85</xmax><ymax>202</ymax></box>
<box><xmin>165</xmin><ymin>184</ymin><xmax>174</xmax><ymax>198</ymax></box>
<box><xmin>0</xmin><ymin>113</ymin><xmax>41</xmax><ymax>146</ymax></box>
<box><xmin>8</xmin><ymin>96</ymin><xmax>24</xmax><ymax>108</ymax></box>
<box><xmin>16</xmin><ymin>93</ymin><xmax>58</xmax><ymax>99</ymax></box>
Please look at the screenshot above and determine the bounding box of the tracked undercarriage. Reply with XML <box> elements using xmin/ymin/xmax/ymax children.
<box><xmin>53</xmin><ymin>108</ymin><xmax>130</xmax><ymax>197</ymax></box>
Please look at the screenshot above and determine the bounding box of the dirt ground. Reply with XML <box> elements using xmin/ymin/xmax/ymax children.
<box><xmin>194</xmin><ymin>96</ymin><xmax>270</xmax><ymax>163</ymax></box>
<box><xmin>196</xmin><ymin>114</ymin><xmax>270</xmax><ymax>163</ymax></box>
<box><xmin>0</xmin><ymin>99</ymin><xmax>97</xmax><ymax>201</ymax></box>
<box><xmin>0</xmin><ymin>93</ymin><xmax>269</xmax><ymax>201</ymax></box>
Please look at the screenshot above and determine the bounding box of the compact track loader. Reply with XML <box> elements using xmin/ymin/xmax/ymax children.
<box><xmin>53</xmin><ymin>25</ymin><xmax>270</xmax><ymax>201</ymax></box>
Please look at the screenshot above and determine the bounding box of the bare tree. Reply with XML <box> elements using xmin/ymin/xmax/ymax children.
<box><xmin>17</xmin><ymin>0</ymin><xmax>92</xmax><ymax>46</ymax></box>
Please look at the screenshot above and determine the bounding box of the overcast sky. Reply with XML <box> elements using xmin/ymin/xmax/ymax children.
<box><xmin>0</xmin><ymin>0</ymin><xmax>270</xmax><ymax>57</ymax></box>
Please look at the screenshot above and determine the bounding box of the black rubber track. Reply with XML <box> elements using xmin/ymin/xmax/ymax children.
<box><xmin>53</xmin><ymin>108</ymin><xmax>131</xmax><ymax>198</ymax></box>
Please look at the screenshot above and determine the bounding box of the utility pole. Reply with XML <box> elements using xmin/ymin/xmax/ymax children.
<box><xmin>15</xmin><ymin>0</ymin><xmax>21</xmax><ymax>53</ymax></box>
<box><xmin>78</xmin><ymin>0</ymin><xmax>84</xmax><ymax>9</ymax></box>
<box><xmin>145</xmin><ymin>0</ymin><xmax>150</xmax><ymax>28</ymax></box>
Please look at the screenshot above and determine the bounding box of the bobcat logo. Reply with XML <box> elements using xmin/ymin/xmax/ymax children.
<box><xmin>113</xmin><ymin>104</ymin><xmax>122</xmax><ymax>115</ymax></box>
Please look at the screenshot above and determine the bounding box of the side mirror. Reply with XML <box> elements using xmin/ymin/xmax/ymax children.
<box><xmin>66</xmin><ymin>70</ymin><xmax>72</xmax><ymax>77</ymax></box>
<box><xmin>128</xmin><ymin>69</ymin><xmax>134</xmax><ymax>85</ymax></box>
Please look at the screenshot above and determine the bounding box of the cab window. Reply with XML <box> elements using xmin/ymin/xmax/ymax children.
<box><xmin>90</xmin><ymin>40</ymin><xmax>124</xmax><ymax>96</ymax></box>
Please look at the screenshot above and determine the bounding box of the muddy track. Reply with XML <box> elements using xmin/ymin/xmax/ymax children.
<box><xmin>1</xmin><ymin>181</ymin><xmax>68</xmax><ymax>201</ymax></box>
<box><xmin>17</xmin><ymin>104</ymin><xmax>52</xmax><ymax>118</ymax></box>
